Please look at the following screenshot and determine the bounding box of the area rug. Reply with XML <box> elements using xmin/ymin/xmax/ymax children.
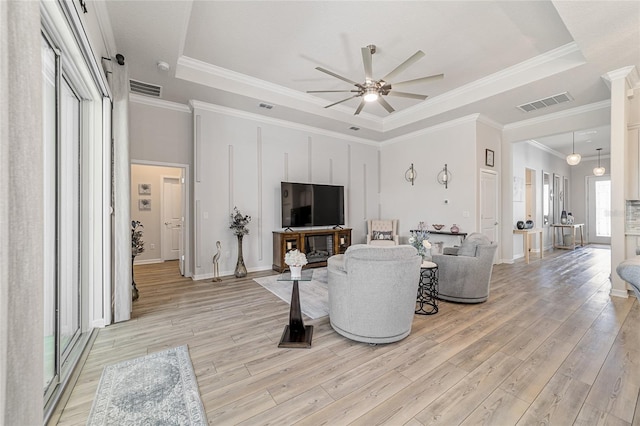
<box><xmin>253</xmin><ymin>268</ymin><xmax>329</xmax><ymax>319</ymax></box>
<box><xmin>87</xmin><ymin>345</ymin><xmax>207</xmax><ymax>426</ymax></box>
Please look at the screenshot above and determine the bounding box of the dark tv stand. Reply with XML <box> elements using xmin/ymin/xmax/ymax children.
<box><xmin>272</xmin><ymin>228</ymin><xmax>352</xmax><ymax>272</ymax></box>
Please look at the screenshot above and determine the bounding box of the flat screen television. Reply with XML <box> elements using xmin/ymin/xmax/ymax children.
<box><xmin>281</xmin><ymin>182</ymin><xmax>345</xmax><ymax>228</ymax></box>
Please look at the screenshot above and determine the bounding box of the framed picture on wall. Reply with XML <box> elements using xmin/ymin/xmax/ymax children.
<box><xmin>485</xmin><ymin>149</ymin><xmax>495</xmax><ymax>167</ymax></box>
<box><xmin>138</xmin><ymin>183</ymin><xmax>151</xmax><ymax>195</ymax></box>
<box><xmin>138</xmin><ymin>198</ymin><xmax>151</xmax><ymax>211</ymax></box>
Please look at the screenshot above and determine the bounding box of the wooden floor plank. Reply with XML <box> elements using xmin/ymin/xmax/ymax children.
<box><xmin>52</xmin><ymin>246</ymin><xmax>640</xmax><ymax>426</ymax></box>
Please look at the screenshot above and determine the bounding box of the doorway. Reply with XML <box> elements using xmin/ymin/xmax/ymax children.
<box><xmin>131</xmin><ymin>162</ymin><xmax>189</xmax><ymax>276</ymax></box>
<box><xmin>480</xmin><ymin>169</ymin><xmax>499</xmax><ymax>263</ymax></box>
<box><xmin>587</xmin><ymin>175</ymin><xmax>611</xmax><ymax>244</ymax></box>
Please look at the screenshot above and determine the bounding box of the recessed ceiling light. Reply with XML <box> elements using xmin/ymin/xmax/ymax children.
<box><xmin>157</xmin><ymin>61</ymin><xmax>170</xmax><ymax>71</ymax></box>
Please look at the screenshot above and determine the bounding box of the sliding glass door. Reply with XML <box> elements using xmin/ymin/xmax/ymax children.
<box><xmin>42</xmin><ymin>30</ymin><xmax>83</xmax><ymax>402</ymax></box>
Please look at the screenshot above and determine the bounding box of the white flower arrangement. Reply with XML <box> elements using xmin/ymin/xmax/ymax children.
<box><xmin>284</xmin><ymin>249</ymin><xmax>307</xmax><ymax>267</ymax></box>
<box><xmin>409</xmin><ymin>229</ymin><xmax>431</xmax><ymax>258</ymax></box>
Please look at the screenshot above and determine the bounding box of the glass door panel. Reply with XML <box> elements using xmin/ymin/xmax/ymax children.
<box><xmin>42</xmin><ymin>34</ymin><xmax>57</xmax><ymax>390</ymax></box>
<box><xmin>587</xmin><ymin>176</ymin><xmax>611</xmax><ymax>244</ymax></box>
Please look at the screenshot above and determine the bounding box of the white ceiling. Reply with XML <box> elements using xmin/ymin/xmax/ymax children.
<box><xmin>102</xmin><ymin>1</ymin><xmax>640</xmax><ymax>155</ymax></box>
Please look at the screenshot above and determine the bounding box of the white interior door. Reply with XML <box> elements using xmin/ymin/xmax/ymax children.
<box><xmin>587</xmin><ymin>175</ymin><xmax>611</xmax><ymax>244</ymax></box>
<box><xmin>162</xmin><ymin>177</ymin><xmax>182</xmax><ymax>261</ymax></box>
<box><xmin>480</xmin><ymin>170</ymin><xmax>499</xmax><ymax>263</ymax></box>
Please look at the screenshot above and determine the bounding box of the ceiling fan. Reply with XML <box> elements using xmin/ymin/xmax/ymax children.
<box><xmin>307</xmin><ymin>44</ymin><xmax>443</xmax><ymax>115</ymax></box>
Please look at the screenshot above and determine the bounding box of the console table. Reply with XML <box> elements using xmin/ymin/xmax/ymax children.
<box><xmin>513</xmin><ymin>228</ymin><xmax>543</xmax><ymax>264</ymax></box>
<box><xmin>272</xmin><ymin>228</ymin><xmax>352</xmax><ymax>272</ymax></box>
<box><xmin>551</xmin><ymin>223</ymin><xmax>585</xmax><ymax>250</ymax></box>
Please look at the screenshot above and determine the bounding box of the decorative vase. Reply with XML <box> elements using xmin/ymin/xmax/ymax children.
<box><xmin>450</xmin><ymin>224</ymin><xmax>459</xmax><ymax>233</ymax></box>
<box><xmin>560</xmin><ymin>210</ymin><xmax>567</xmax><ymax>224</ymax></box>
<box><xmin>290</xmin><ymin>265</ymin><xmax>303</xmax><ymax>278</ymax></box>
<box><xmin>516</xmin><ymin>221</ymin><xmax>525</xmax><ymax>229</ymax></box>
<box><xmin>234</xmin><ymin>234</ymin><xmax>247</xmax><ymax>278</ymax></box>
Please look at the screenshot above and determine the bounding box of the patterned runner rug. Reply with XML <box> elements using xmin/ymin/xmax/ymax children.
<box><xmin>253</xmin><ymin>268</ymin><xmax>329</xmax><ymax>319</ymax></box>
<box><xmin>87</xmin><ymin>345</ymin><xmax>207</xmax><ymax>425</ymax></box>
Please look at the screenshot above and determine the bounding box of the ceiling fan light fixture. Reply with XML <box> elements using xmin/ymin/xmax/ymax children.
<box><xmin>363</xmin><ymin>88</ymin><xmax>379</xmax><ymax>102</ymax></box>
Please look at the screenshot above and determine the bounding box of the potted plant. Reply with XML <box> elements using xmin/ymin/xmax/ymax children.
<box><xmin>131</xmin><ymin>220</ymin><xmax>144</xmax><ymax>301</ymax></box>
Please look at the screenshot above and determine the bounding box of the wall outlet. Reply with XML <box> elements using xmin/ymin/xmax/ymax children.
<box><xmin>462</xmin><ymin>211</ymin><xmax>470</xmax><ymax>218</ymax></box>
<box><xmin>150</xmin><ymin>243</ymin><xmax>155</xmax><ymax>249</ymax></box>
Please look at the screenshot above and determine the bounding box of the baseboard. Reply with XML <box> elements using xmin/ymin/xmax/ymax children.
<box><xmin>91</xmin><ymin>319</ymin><xmax>106</xmax><ymax>328</ymax></box>
<box><xmin>192</xmin><ymin>265</ymin><xmax>274</xmax><ymax>281</ymax></box>
<box><xmin>610</xmin><ymin>288</ymin><xmax>630</xmax><ymax>298</ymax></box>
<box><xmin>134</xmin><ymin>258</ymin><xmax>163</xmax><ymax>265</ymax></box>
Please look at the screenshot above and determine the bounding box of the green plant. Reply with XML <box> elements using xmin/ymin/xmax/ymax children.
<box><xmin>131</xmin><ymin>220</ymin><xmax>145</xmax><ymax>256</ymax></box>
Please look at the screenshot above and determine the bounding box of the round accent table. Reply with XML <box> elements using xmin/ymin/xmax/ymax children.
<box><xmin>416</xmin><ymin>260</ymin><xmax>438</xmax><ymax>315</ymax></box>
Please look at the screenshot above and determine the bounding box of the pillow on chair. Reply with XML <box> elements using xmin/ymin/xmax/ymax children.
<box><xmin>373</xmin><ymin>231</ymin><xmax>393</xmax><ymax>240</ymax></box>
<box><xmin>457</xmin><ymin>233</ymin><xmax>491</xmax><ymax>257</ymax></box>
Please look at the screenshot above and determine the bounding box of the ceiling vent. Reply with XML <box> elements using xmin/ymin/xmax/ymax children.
<box><xmin>129</xmin><ymin>79</ymin><xmax>162</xmax><ymax>98</ymax></box>
<box><xmin>517</xmin><ymin>92</ymin><xmax>573</xmax><ymax>113</ymax></box>
<box><xmin>258</xmin><ymin>102</ymin><xmax>274</xmax><ymax>109</ymax></box>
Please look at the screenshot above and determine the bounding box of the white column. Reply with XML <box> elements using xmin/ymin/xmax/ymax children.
<box><xmin>606</xmin><ymin>66</ymin><xmax>639</xmax><ymax>297</ymax></box>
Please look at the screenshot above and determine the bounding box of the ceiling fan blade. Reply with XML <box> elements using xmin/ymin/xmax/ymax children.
<box><xmin>377</xmin><ymin>97</ymin><xmax>395</xmax><ymax>113</ymax></box>
<box><xmin>307</xmin><ymin>90</ymin><xmax>360</xmax><ymax>93</ymax></box>
<box><xmin>354</xmin><ymin>99</ymin><xmax>366</xmax><ymax>115</ymax></box>
<box><xmin>315</xmin><ymin>67</ymin><xmax>362</xmax><ymax>87</ymax></box>
<box><xmin>386</xmin><ymin>91</ymin><xmax>428</xmax><ymax>100</ymax></box>
<box><xmin>324</xmin><ymin>95</ymin><xmax>360</xmax><ymax>109</ymax></box>
<box><xmin>361</xmin><ymin>47</ymin><xmax>373</xmax><ymax>81</ymax></box>
<box><xmin>381</xmin><ymin>50</ymin><xmax>425</xmax><ymax>82</ymax></box>
<box><xmin>389</xmin><ymin>73</ymin><xmax>444</xmax><ymax>89</ymax></box>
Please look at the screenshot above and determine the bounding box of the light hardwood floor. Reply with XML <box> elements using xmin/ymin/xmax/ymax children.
<box><xmin>56</xmin><ymin>246</ymin><xmax>640</xmax><ymax>425</ymax></box>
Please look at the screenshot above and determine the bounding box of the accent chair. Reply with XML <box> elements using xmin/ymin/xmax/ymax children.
<box><xmin>327</xmin><ymin>244</ymin><xmax>421</xmax><ymax>344</ymax></box>
<box><xmin>366</xmin><ymin>219</ymin><xmax>399</xmax><ymax>246</ymax></box>
<box><xmin>431</xmin><ymin>233</ymin><xmax>498</xmax><ymax>303</ymax></box>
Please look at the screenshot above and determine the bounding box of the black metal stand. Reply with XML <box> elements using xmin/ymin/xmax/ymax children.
<box><xmin>278</xmin><ymin>279</ymin><xmax>313</xmax><ymax>348</ymax></box>
<box><xmin>416</xmin><ymin>266</ymin><xmax>438</xmax><ymax>315</ymax></box>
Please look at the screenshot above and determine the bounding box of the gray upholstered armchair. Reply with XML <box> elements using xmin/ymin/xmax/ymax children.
<box><xmin>616</xmin><ymin>258</ymin><xmax>640</xmax><ymax>299</ymax></box>
<box><xmin>327</xmin><ymin>244</ymin><xmax>421</xmax><ymax>344</ymax></box>
<box><xmin>431</xmin><ymin>233</ymin><xmax>497</xmax><ymax>303</ymax></box>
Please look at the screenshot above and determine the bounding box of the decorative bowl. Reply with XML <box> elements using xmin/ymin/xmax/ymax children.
<box><xmin>432</xmin><ymin>224</ymin><xmax>445</xmax><ymax>230</ymax></box>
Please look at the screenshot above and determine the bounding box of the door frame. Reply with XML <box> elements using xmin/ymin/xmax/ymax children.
<box><xmin>131</xmin><ymin>159</ymin><xmax>191</xmax><ymax>277</ymax></box>
<box><xmin>479</xmin><ymin>168</ymin><xmax>500</xmax><ymax>263</ymax></box>
<box><xmin>585</xmin><ymin>174</ymin><xmax>611</xmax><ymax>244</ymax></box>
<box><xmin>160</xmin><ymin>175</ymin><xmax>182</xmax><ymax>262</ymax></box>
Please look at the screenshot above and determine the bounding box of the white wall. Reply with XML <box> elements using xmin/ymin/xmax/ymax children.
<box><xmin>192</xmin><ymin>103</ymin><xmax>379</xmax><ymax>279</ymax></box>
<box><xmin>380</xmin><ymin>117</ymin><xmax>480</xmax><ymax>246</ymax></box>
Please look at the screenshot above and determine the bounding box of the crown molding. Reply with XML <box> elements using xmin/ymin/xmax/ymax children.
<box><xmin>130</xmin><ymin>93</ymin><xmax>192</xmax><ymax>113</ymax></box>
<box><xmin>189</xmin><ymin>100</ymin><xmax>379</xmax><ymax>146</ymax></box>
<box><xmin>381</xmin><ymin>114</ymin><xmax>480</xmax><ymax>146</ymax></box>
<box><xmin>526</xmin><ymin>139</ymin><xmax>566</xmax><ymax>159</ymax></box>
<box><xmin>382</xmin><ymin>42</ymin><xmax>585</xmax><ymax>131</ymax></box>
<box><xmin>603</xmin><ymin>66</ymin><xmax>639</xmax><ymax>88</ymax></box>
<box><xmin>503</xmin><ymin>100</ymin><xmax>610</xmax><ymax>131</ymax></box>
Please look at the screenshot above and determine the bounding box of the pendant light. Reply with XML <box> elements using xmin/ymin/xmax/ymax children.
<box><xmin>593</xmin><ymin>148</ymin><xmax>605</xmax><ymax>176</ymax></box>
<box><xmin>566</xmin><ymin>132</ymin><xmax>581</xmax><ymax>165</ymax></box>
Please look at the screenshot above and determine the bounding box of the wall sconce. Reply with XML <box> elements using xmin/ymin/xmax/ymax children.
<box><xmin>405</xmin><ymin>163</ymin><xmax>417</xmax><ymax>185</ymax></box>
<box><xmin>593</xmin><ymin>148</ymin><xmax>606</xmax><ymax>176</ymax></box>
<box><xmin>437</xmin><ymin>164</ymin><xmax>451</xmax><ymax>189</ymax></box>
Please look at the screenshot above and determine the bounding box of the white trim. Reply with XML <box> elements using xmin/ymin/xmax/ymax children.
<box><xmin>382</xmin><ymin>114</ymin><xmax>480</xmax><ymax>146</ymax></box>
<box><xmin>504</xmin><ymin>100</ymin><xmax>610</xmax><ymax>131</ymax></box>
<box><xmin>610</xmin><ymin>288</ymin><xmax>629</xmax><ymax>298</ymax></box>
<box><xmin>130</xmin><ymin>93</ymin><xmax>191</xmax><ymax>113</ymax></box>
<box><xmin>90</xmin><ymin>319</ymin><xmax>106</xmax><ymax>328</ymax></box>
<box><xmin>189</xmin><ymin>99</ymin><xmax>378</xmax><ymax>146</ymax></box>
<box><xmin>134</xmin><ymin>258</ymin><xmax>163</xmax><ymax>265</ymax></box>
<box><xmin>526</xmin><ymin>139</ymin><xmax>566</xmax><ymax>159</ymax></box>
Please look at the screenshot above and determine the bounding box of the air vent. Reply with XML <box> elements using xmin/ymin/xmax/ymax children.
<box><xmin>517</xmin><ymin>92</ymin><xmax>573</xmax><ymax>113</ymax></box>
<box><xmin>129</xmin><ymin>79</ymin><xmax>162</xmax><ymax>97</ymax></box>
<box><xmin>258</xmin><ymin>102</ymin><xmax>274</xmax><ymax>109</ymax></box>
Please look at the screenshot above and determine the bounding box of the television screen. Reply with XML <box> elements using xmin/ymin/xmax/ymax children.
<box><xmin>281</xmin><ymin>182</ymin><xmax>344</xmax><ymax>228</ymax></box>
